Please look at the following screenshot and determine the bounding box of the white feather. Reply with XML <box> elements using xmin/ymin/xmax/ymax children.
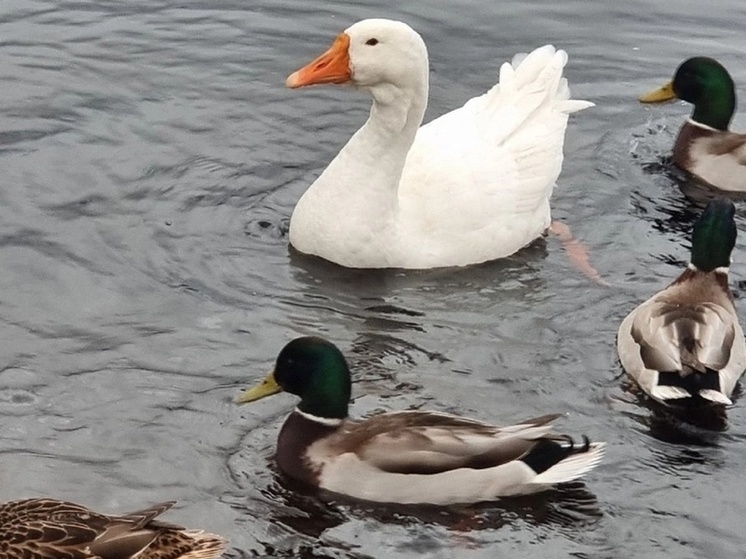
<box><xmin>317</xmin><ymin>442</ymin><xmax>605</xmax><ymax>505</ymax></box>
<box><xmin>530</xmin><ymin>443</ymin><xmax>606</xmax><ymax>485</ymax></box>
<box><xmin>289</xmin><ymin>19</ymin><xmax>591</xmax><ymax>269</ymax></box>
<box><xmin>651</xmin><ymin>385</ymin><xmax>691</xmax><ymax>402</ymax></box>
<box><xmin>699</xmin><ymin>389</ymin><xmax>732</xmax><ymax>405</ymax></box>
<box><xmin>307</xmin><ymin>413</ymin><xmax>603</xmax><ymax>505</ymax></box>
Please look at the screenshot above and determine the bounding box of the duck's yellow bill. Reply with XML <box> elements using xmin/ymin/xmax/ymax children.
<box><xmin>639</xmin><ymin>81</ymin><xmax>676</xmax><ymax>103</ymax></box>
<box><xmin>237</xmin><ymin>370</ymin><xmax>282</xmax><ymax>403</ymax></box>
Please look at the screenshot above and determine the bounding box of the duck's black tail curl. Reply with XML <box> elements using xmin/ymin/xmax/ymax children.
<box><xmin>520</xmin><ymin>434</ymin><xmax>592</xmax><ymax>474</ymax></box>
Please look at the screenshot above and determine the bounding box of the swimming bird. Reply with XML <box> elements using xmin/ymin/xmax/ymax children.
<box><xmin>617</xmin><ymin>198</ymin><xmax>746</xmax><ymax>406</ymax></box>
<box><xmin>237</xmin><ymin>336</ymin><xmax>604</xmax><ymax>505</ymax></box>
<box><xmin>0</xmin><ymin>498</ymin><xmax>228</xmax><ymax>559</ymax></box>
<box><xmin>640</xmin><ymin>57</ymin><xmax>746</xmax><ymax>192</ymax></box>
<box><xmin>286</xmin><ymin>18</ymin><xmax>592</xmax><ymax>269</ymax></box>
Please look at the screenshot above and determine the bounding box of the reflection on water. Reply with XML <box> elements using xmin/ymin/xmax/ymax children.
<box><xmin>646</xmin><ymin>405</ymin><xmax>728</xmax><ymax>442</ymax></box>
<box><xmin>678</xmin><ymin>179</ymin><xmax>746</xmax><ymax>204</ymax></box>
<box><xmin>230</xmin><ymin>453</ymin><xmax>602</xmax><ymax>556</ymax></box>
<box><xmin>332</xmin><ymin>482</ymin><xmax>603</xmax><ymax>535</ymax></box>
<box><xmin>287</xmin><ymin>238</ymin><xmax>549</xmax><ymax>299</ymax></box>
<box><xmin>636</xmin><ymin>123</ymin><xmax>746</xmax><ymax>204</ymax></box>
<box><xmin>621</xmin><ymin>378</ymin><xmax>732</xmax><ymax>441</ymax></box>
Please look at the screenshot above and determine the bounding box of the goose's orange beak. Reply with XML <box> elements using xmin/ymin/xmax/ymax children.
<box><xmin>286</xmin><ymin>33</ymin><xmax>352</xmax><ymax>88</ymax></box>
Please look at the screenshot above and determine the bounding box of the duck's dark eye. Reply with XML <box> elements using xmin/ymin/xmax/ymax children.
<box><xmin>365</xmin><ymin>38</ymin><xmax>379</xmax><ymax>46</ymax></box>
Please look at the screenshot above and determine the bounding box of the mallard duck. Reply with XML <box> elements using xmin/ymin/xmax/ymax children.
<box><xmin>286</xmin><ymin>18</ymin><xmax>592</xmax><ymax>269</ymax></box>
<box><xmin>237</xmin><ymin>336</ymin><xmax>605</xmax><ymax>505</ymax></box>
<box><xmin>617</xmin><ymin>198</ymin><xmax>746</xmax><ymax>405</ymax></box>
<box><xmin>640</xmin><ymin>57</ymin><xmax>746</xmax><ymax>192</ymax></box>
<box><xmin>0</xmin><ymin>498</ymin><xmax>227</xmax><ymax>559</ymax></box>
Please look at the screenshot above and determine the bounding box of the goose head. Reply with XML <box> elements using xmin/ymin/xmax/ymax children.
<box><xmin>286</xmin><ymin>19</ymin><xmax>429</xmax><ymax>96</ymax></box>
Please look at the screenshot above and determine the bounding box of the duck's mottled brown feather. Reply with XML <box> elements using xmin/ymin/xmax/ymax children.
<box><xmin>677</xmin><ymin>123</ymin><xmax>746</xmax><ymax>161</ymax></box>
<box><xmin>674</xmin><ymin>122</ymin><xmax>746</xmax><ymax>191</ymax></box>
<box><xmin>337</xmin><ymin>411</ymin><xmax>563</xmax><ymax>474</ymax></box>
<box><xmin>276</xmin><ymin>411</ymin><xmax>566</xmax><ymax>483</ymax></box>
<box><xmin>618</xmin><ymin>268</ymin><xmax>746</xmax><ymax>404</ymax></box>
<box><xmin>630</xmin><ymin>301</ymin><xmax>735</xmax><ymax>373</ymax></box>
<box><xmin>0</xmin><ymin>499</ymin><xmax>228</xmax><ymax>559</ymax></box>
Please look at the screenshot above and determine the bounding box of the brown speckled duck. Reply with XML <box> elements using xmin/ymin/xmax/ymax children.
<box><xmin>640</xmin><ymin>57</ymin><xmax>746</xmax><ymax>192</ymax></box>
<box><xmin>617</xmin><ymin>198</ymin><xmax>746</xmax><ymax>406</ymax></box>
<box><xmin>238</xmin><ymin>336</ymin><xmax>605</xmax><ymax>505</ymax></box>
<box><xmin>0</xmin><ymin>498</ymin><xmax>227</xmax><ymax>559</ymax></box>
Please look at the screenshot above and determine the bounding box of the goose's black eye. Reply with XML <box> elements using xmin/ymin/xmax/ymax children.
<box><xmin>365</xmin><ymin>38</ymin><xmax>379</xmax><ymax>46</ymax></box>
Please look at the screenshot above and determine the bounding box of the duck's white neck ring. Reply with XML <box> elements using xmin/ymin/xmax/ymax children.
<box><xmin>295</xmin><ymin>407</ymin><xmax>344</xmax><ymax>426</ymax></box>
<box><xmin>688</xmin><ymin>263</ymin><xmax>730</xmax><ymax>274</ymax></box>
<box><xmin>687</xmin><ymin>118</ymin><xmax>718</xmax><ymax>132</ymax></box>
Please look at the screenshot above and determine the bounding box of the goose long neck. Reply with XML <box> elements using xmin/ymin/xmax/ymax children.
<box><xmin>340</xmin><ymin>82</ymin><xmax>428</xmax><ymax>175</ymax></box>
<box><xmin>318</xmin><ymin>82</ymin><xmax>427</xmax><ymax>223</ymax></box>
<box><xmin>289</xmin><ymin>76</ymin><xmax>429</xmax><ymax>264</ymax></box>
<box><xmin>366</xmin><ymin>83</ymin><xmax>428</xmax><ymax>149</ymax></box>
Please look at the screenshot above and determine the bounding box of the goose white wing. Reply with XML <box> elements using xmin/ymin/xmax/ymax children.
<box><xmin>397</xmin><ymin>45</ymin><xmax>592</xmax><ymax>266</ymax></box>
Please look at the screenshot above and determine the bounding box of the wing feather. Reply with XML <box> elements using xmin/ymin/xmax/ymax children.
<box><xmin>341</xmin><ymin>412</ymin><xmax>560</xmax><ymax>474</ymax></box>
<box><xmin>619</xmin><ymin>280</ymin><xmax>746</xmax><ymax>403</ymax></box>
<box><xmin>397</xmin><ymin>45</ymin><xmax>591</xmax><ymax>262</ymax></box>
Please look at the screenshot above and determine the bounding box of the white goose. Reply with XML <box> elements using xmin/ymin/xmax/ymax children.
<box><xmin>286</xmin><ymin>19</ymin><xmax>592</xmax><ymax>269</ymax></box>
